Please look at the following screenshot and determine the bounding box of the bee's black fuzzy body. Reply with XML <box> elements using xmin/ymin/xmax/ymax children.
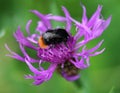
<box><xmin>42</xmin><ymin>28</ymin><xmax>69</xmax><ymax>45</ymax></box>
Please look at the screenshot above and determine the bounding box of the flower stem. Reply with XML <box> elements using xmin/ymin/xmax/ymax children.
<box><xmin>74</xmin><ymin>79</ymin><xmax>83</xmax><ymax>88</ymax></box>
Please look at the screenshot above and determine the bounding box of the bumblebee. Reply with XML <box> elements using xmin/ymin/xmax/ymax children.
<box><xmin>38</xmin><ymin>28</ymin><xmax>69</xmax><ymax>49</ymax></box>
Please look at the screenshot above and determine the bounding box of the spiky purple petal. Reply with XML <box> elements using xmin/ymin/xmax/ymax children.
<box><xmin>61</xmin><ymin>72</ymin><xmax>80</xmax><ymax>81</ymax></box>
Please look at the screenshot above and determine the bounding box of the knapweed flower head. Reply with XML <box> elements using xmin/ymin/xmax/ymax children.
<box><xmin>6</xmin><ymin>5</ymin><xmax>111</xmax><ymax>85</ymax></box>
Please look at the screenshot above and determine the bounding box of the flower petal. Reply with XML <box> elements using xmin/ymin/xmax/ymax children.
<box><xmin>14</xmin><ymin>27</ymin><xmax>37</xmax><ymax>50</ymax></box>
<box><xmin>25</xmin><ymin>59</ymin><xmax>57</xmax><ymax>85</ymax></box>
<box><xmin>90</xmin><ymin>48</ymin><xmax>105</xmax><ymax>56</ymax></box>
<box><xmin>62</xmin><ymin>6</ymin><xmax>72</xmax><ymax>32</ymax></box>
<box><xmin>25</xmin><ymin>58</ymin><xmax>40</xmax><ymax>74</ymax></box>
<box><xmin>87</xmin><ymin>5</ymin><xmax>102</xmax><ymax>27</ymax></box>
<box><xmin>47</xmin><ymin>15</ymin><xmax>66</xmax><ymax>21</ymax></box>
<box><xmin>26</xmin><ymin>20</ymin><xmax>32</xmax><ymax>35</ymax></box>
<box><xmin>36</xmin><ymin>21</ymin><xmax>47</xmax><ymax>33</ymax></box>
<box><xmin>87</xmin><ymin>40</ymin><xmax>104</xmax><ymax>53</ymax></box>
<box><xmin>5</xmin><ymin>44</ymin><xmax>25</xmax><ymax>61</ymax></box>
<box><xmin>31</xmin><ymin>10</ymin><xmax>52</xmax><ymax>29</ymax></box>
<box><xmin>93</xmin><ymin>16</ymin><xmax>112</xmax><ymax>37</ymax></box>
<box><xmin>70</xmin><ymin>58</ymin><xmax>89</xmax><ymax>69</ymax></box>
<box><xmin>62</xmin><ymin>71</ymin><xmax>80</xmax><ymax>81</ymax></box>
<box><xmin>81</xmin><ymin>5</ymin><xmax>88</xmax><ymax>24</ymax></box>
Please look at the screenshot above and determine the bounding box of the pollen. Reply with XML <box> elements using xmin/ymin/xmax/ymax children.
<box><xmin>38</xmin><ymin>36</ymin><xmax>48</xmax><ymax>49</ymax></box>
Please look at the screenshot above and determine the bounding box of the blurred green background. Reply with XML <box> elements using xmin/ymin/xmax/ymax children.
<box><xmin>0</xmin><ymin>0</ymin><xmax>119</xmax><ymax>93</ymax></box>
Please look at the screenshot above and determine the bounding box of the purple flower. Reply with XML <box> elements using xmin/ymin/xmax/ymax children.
<box><xmin>5</xmin><ymin>5</ymin><xmax>111</xmax><ymax>85</ymax></box>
